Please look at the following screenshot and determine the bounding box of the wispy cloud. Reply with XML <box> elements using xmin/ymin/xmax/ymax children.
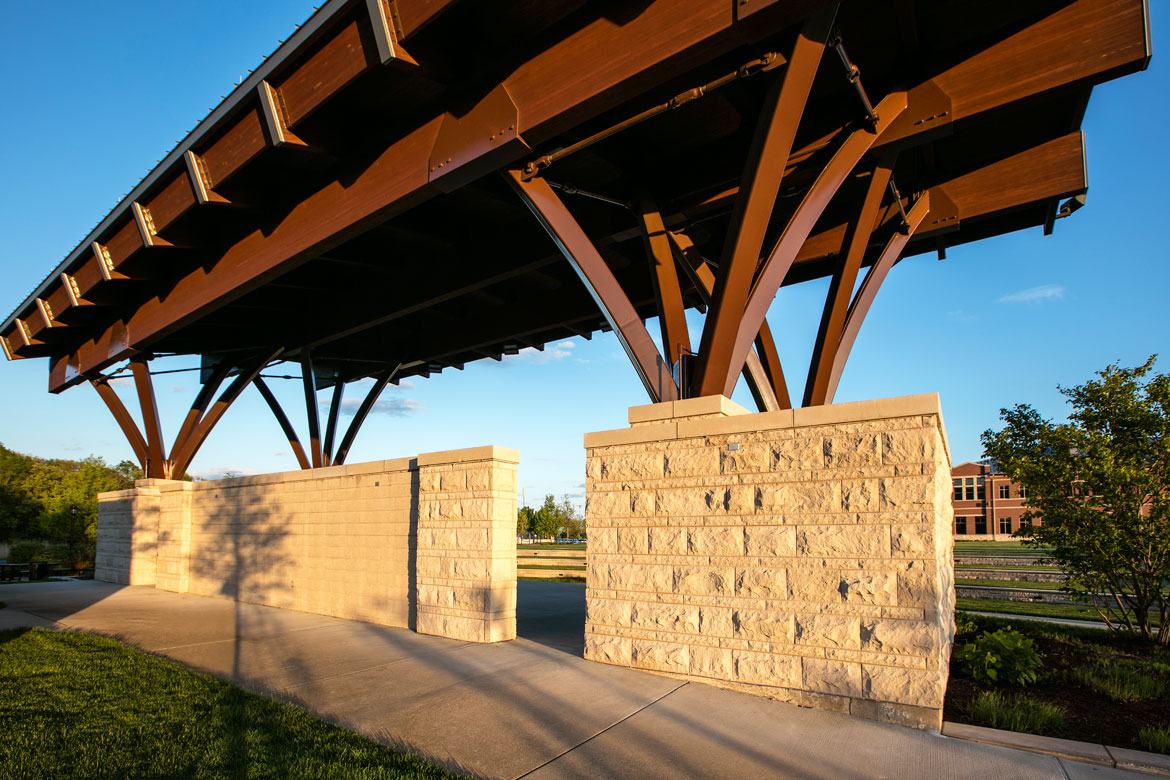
<box><xmin>338</xmin><ymin>397</ymin><xmax>424</xmax><ymax>417</ymax></box>
<box><xmin>996</xmin><ymin>284</ymin><xmax>1064</xmax><ymax>304</ymax></box>
<box><xmin>169</xmin><ymin>384</ymin><xmax>187</xmax><ymax>393</ymax></box>
<box><xmin>502</xmin><ymin>340</ymin><xmax>578</xmax><ymax>366</ymax></box>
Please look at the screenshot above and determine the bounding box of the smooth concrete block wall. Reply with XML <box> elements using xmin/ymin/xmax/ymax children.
<box><xmin>583</xmin><ymin>394</ymin><xmax>955</xmax><ymax>730</ymax></box>
<box><xmin>94</xmin><ymin>486</ymin><xmax>160</xmax><ymax>586</ymax></box>
<box><xmin>96</xmin><ymin>446</ymin><xmax>519</xmax><ymax>643</ymax></box>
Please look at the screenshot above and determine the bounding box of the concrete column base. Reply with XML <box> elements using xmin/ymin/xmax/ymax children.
<box><xmin>583</xmin><ymin>394</ymin><xmax>955</xmax><ymax>730</ymax></box>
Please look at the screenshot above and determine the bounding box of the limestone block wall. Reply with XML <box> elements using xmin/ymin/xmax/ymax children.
<box><xmin>96</xmin><ymin>446</ymin><xmax>519</xmax><ymax>642</ymax></box>
<box><xmin>94</xmin><ymin>486</ymin><xmax>160</xmax><ymax>585</ymax></box>
<box><xmin>584</xmin><ymin>394</ymin><xmax>955</xmax><ymax>730</ymax></box>
<box><xmin>415</xmin><ymin>450</ymin><xmax>519</xmax><ymax>642</ymax></box>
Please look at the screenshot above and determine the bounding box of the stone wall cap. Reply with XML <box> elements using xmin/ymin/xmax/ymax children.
<box><xmin>415</xmin><ymin>445</ymin><xmax>520</xmax><ymax>467</ymax></box>
<box><xmin>591</xmin><ymin>393</ymin><xmax>946</xmax><ymax>450</ymax></box>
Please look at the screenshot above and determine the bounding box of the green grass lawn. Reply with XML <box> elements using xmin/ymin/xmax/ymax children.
<box><xmin>517</xmin><ymin>542</ymin><xmax>586</xmax><ymax>551</ymax></box>
<box><xmin>953</xmin><ymin>541</ymin><xmax>1049</xmax><ymax>558</ymax></box>
<box><xmin>956</xmin><ymin>597</ymin><xmax>1164</xmax><ymax>627</ymax></box>
<box><xmin>956</xmin><ymin>578</ymin><xmax>1066</xmax><ymax>591</ymax></box>
<box><xmin>955</xmin><ymin>563</ymin><xmax>1063</xmax><ymax>572</ymax></box>
<box><xmin>517</xmin><ymin>563</ymin><xmax>586</xmax><ymax>571</ymax></box>
<box><xmin>0</xmin><ymin>628</ymin><xmax>464</xmax><ymax>780</ymax></box>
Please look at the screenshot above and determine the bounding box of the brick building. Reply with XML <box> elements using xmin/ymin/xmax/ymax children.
<box><xmin>951</xmin><ymin>461</ymin><xmax>1041</xmax><ymax>539</ymax></box>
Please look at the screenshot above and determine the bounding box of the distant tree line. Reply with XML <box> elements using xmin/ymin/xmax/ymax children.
<box><xmin>517</xmin><ymin>494</ymin><xmax>585</xmax><ymax>540</ymax></box>
<box><xmin>0</xmin><ymin>443</ymin><xmax>141</xmax><ymax>564</ymax></box>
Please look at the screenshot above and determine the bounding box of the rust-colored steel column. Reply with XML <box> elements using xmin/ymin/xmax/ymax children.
<box><xmin>692</xmin><ymin>12</ymin><xmax>833</xmax><ymax>399</ymax></box>
<box><xmin>170</xmin><ymin>361</ymin><xmax>232</xmax><ymax>472</ymax></box>
<box><xmin>333</xmin><ymin>365</ymin><xmax>398</xmax><ymax>466</ymax></box>
<box><xmin>301</xmin><ymin>351</ymin><xmax>323</xmax><ymax>468</ymax></box>
<box><xmin>253</xmin><ymin>376</ymin><xmax>312</xmax><ymax>470</ymax></box>
<box><xmin>669</xmin><ymin>231</ymin><xmax>790</xmax><ymax>411</ymax></box>
<box><xmin>505</xmin><ymin>170</ymin><xmax>677</xmax><ymax>403</ymax></box>
<box><xmin>805</xmin><ymin>158</ymin><xmax>894</xmax><ymax>407</ymax></box>
<box><xmin>130</xmin><ymin>357</ymin><xmax>166</xmax><ymax>478</ymax></box>
<box><xmin>824</xmin><ymin>194</ymin><xmax>931</xmax><ymax>403</ymax></box>
<box><xmin>90</xmin><ymin>377</ymin><xmax>148</xmax><ymax>470</ymax></box>
<box><xmin>637</xmin><ymin>193</ymin><xmax>691</xmax><ymax>373</ymax></box>
<box><xmin>723</xmin><ymin>90</ymin><xmax>909</xmax><ymax>399</ymax></box>
<box><xmin>169</xmin><ymin>350</ymin><xmax>280</xmax><ymax>478</ymax></box>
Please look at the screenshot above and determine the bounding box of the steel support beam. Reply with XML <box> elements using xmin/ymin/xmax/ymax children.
<box><xmin>170</xmin><ymin>350</ymin><xmax>280</xmax><ymax>478</ymax></box>
<box><xmin>253</xmin><ymin>376</ymin><xmax>312</xmax><ymax>470</ymax></box>
<box><xmin>301</xmin><ymin>352</ymin><xmax>323</xmax><ymax>468</ymax></box>
<box><xmin>693</xmin><ymin>11</ymin><xmax>833</xmax><ymax>399</ymax></box>
<box><xmin>712</xmin><ymin>90</ymin><xmax>908</xmax><ymax>398</ymax></box>
<box><xmin>505</xmin><ymin>170</ymin><xmax>677</xmax><ymax>403</ymax></box>
<box><xmin>91</xmin><ymin>377</ymin><xmax>148</xmax><ymax>469</ymax></box>
<box><xmin>333</xmin><ymin>366</ymin><xmax>398</xmax><ymax>466</ymax></box>
<box><xmin>637</xmin><ymin>193</ymin><xmax>691</xmax><ymax>373</ymax></box>
<box><xmin>804</xmin><ymin>158</ymin><xmax>894</xmax><ymax>406</ymax></box>
<box><xmin>824</xmin><ymin>194</ymin><xmax>931</xmax><ymax>403</ymax></box>
<box><xmin>323</xmin><ymin>380</ymin><xmax>345</xmax><ymax>466</ymax></box>
<box><xmin>129</xmin><ymin>357</ymin><xmax>167</xmax><ymax>477</ymax></box>
<box><xmin>170</xmin><ymin>361</ymin><xmax>232</xmax><ymax>472</ymax></box>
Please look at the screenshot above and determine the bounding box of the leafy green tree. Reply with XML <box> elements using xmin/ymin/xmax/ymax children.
<box><xmin>533</xmin><ymin>495</ymin><xmax>561</xmax><ymax>540</ymax></box>
<box><xmin>982</xmin><ymin>356</ymin><xmax>1170</xmax><ymax>644</ymax></box>
<box><xmin>558</xmin><ymin>495</ymin><xmax>585</xmax><ymax>539</ymax></box>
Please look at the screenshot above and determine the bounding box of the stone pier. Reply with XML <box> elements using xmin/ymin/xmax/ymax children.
<box><xmin>583</xmin><ymin>394</ymin><xmax>955</xmax><ymax>730</ymax></box>
<box><xmin>96</xmin><ymin>445</ymin><xmax>519</xmax><ymax>643</ymax></box>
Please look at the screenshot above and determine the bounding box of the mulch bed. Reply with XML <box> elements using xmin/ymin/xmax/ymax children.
<box><xmin>944</xmin><ymin>621</ymin><xmax>1170</xmax><ymax>751</ymax></box>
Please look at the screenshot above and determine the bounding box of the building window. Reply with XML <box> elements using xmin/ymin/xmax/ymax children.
<box><xmin>976</xmin><ymin>477</ymin><xmax>986</xmax><ymax>501</ymax></box>
<box><xmin>956</xmin><ymin>516</ymin><xmax>967</xmax><ymax>534</ymax></box>
<box><xmin>975</xmin><ymin>516</ymin><xmax>987</xmax><ymax>534</ymax></box>
<box><xmin>999</xmin><ymin>484</ymin><xmax>1010</xmax><ymax>499</ymax></box>
<box><xmin>1018</xmin><ymin>485</ymin><xmax>1028</xmax><ymax>499</ymax></box>
<box><xmin>999</xmin><ymin>516</ymin><xmax>1012</xmax><ymax>534</ymax></box>
<box><xmin>1020</xmin><ymin>516</ymin><xmax>1032</xmax><ymax>528</ymax></box>
<box><xmin>965</xmin><ymin>477</ymin><xmax>975</xmax><ymax>500</ymax></box>
<box><xmin>953</xmin><ymin>478</ymin><xmax>963</xmax><ymax>501</ymax></box>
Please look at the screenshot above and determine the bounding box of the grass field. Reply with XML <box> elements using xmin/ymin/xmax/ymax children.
<box><xmin>954</xmin><ymin>597</ymin><xmax>1165</xmax><ymax>626</ymax></box>
<box><xmin>0</xmin><ymin>628</ymin><xmax>463</xmax><ymax>780</ymax></box>
<box><xmin>956</xmin><ymin>579</ymin><xmax>1065</xmax><ymax>591</ymax></box>
<box><xmin>517</xmin><ymin>542</ymin><xmax>586</xmax><ymax>551</ymax></box>
<box><xmin>517</xmin><ymin>564</ymin><xmax>586</xmax><ymax>571</ymax></box>
<box><xmin>953</xmin><ymin>541</ymin><xmax>1048</xmax><ymax>558</ymax></box>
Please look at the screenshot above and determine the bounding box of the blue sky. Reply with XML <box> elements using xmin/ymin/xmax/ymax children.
<box><xmin>1</xmin><ymin>3</ymin><xmax>1166</xmax><ymax>510</ymax></box>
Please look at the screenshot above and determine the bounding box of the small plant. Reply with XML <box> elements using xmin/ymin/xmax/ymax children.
<box><xmin>1139</xmin><ymin>724</ymin><xmax>1170</xmax><ymax>754</ymax></box>
<box><xmin>955</xmin><ymin>611</ymin><xmax>979</xmax><ymax>635</ymax></box>
<box><xmin>955</xmin><ymin>628</ymin><xmax>1044</xmax><ymax>686</ymax></box>
<box><xmin>966</xmin><ymin>691</ymin><xmax>1065</xmax><ymax>734</ymax></box>
<box><xmin>1069</xmin><ymin>659</ymin><xmax>1167</xmax><ymax>701</ymax></box>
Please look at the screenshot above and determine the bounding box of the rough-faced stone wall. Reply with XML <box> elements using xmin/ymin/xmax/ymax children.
<box><xmin>415</xmin><ymin>450</ymin><xmax>518</xmax><ymax>642</ymax></box>
<box><xmin>584</xmin><ymin>395</ymin><xmax>955</xmax><ymax>730</ymax></box>
<box><xmin>96</xmin><ymin>446</ymin><xmax>518</xmax><ymax>643</ymax></box>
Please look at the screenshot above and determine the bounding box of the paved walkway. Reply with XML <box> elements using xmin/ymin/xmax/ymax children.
<box><xmin>0</xmin><ymin>580</ymin><xmax>1153</xmax><ymax>780</ymax></box>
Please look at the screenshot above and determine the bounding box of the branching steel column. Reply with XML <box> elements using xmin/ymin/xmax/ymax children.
<box><xmin>692</xmin><ymin>11</ymin><xmax>833</xmax><ymax>399</ymax></box>
<box><xmin>129</xmin><ymin>357</ymin><xmax>167</xmax><ymax>477</ymax></box>
<box><xmin>322</xmin><ymin>380</ymin><xmax>345</xmax><ymax>467</ymax></box>
<box><xmin>824</xmin><ymin>194</ymin><xmax>931</xmax><ymax>403</ymax></box>
<box><xmin>170</xmin><ymin>350</ymin><xmax>280</xmax><ymax>478</ymax></box>
<box><xmin>333</xmin><ymin>366</ymin><xmax>398</xmax><ymax>466</ymax></box>
<box><xmin>505</xmin><ymin>170</ymin><xmax>677</xmax><ymax>402</ymax></box>
<box><xmin>637</xmin><ymin>193</ymin><xmax>691</xmax><ymax>373</ymax></box>
<box><xmin>170</xmin><ymin>361</ymin><xmax>232</xmax><ymax>471</ymax></box>
<box><xmin>252</xmin><ymin>376</ymin><xmax>312</xmax><ymax>470</ymax></box>
<box><xmin>805</xmin><ymin>158</ymin><xmax>894</xmax><ymax>406</ymax></box>
<box><xmin>90</xmin><ymin>377</ymin><xmax>148</xmax><ymax>469</ymax></box>
<box><xmin>301</xmin><ymin>351</ymin><xmax>323</xmax><ymax>468</ymax></box>
<box><xmin>670</xmin><ymin>231</ymin><xmax>790</xmax><ymax>411</ymax></box>
<box><xmin>722</xmin><ymin>90</ymin><xmax>908</xmax><ymax>399</ymax></box>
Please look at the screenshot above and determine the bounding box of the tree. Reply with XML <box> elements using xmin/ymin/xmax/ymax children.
<box><xmin>559</xmin><ymin>495</ymin><xmax>585</xmax><ymax>539</ymax></box>
<box><xmin>533</xmin><ymin>494</ymin><xmax>561</xmax><ymax>540</ymax></box>
<box><xmin>982</xmin><ymin>356</ymin><xmax>1170</xmax><ymax>644</ymax></box>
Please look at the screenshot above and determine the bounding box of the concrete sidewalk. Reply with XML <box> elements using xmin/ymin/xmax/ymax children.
<box><xmin>0</xmin><ymin>580</ymin><xmax>1151</xmax><ymax>779</ymax></box>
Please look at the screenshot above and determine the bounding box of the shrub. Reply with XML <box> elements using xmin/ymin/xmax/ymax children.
<box><xmin>966</xmin><ymin>691</ymin><xmax>1065</xmax><ymax>734</ymax></box>
<box><xmin>1140</xmin><ymin>724</ymin><xmax>1170</xmax><ymax>754</ymax></box>
<box><xmin>1069</xmin><ymin>659</ymin><xmax>1167</xmax><ymax>701</ymax></box>
<box><xmin>955</xmin><ymin>628</ymin><xmax>1044</xmax><ymax>686</ymax></box>
<box><xmin>955</xmin><ymin>611</ymin><xmax>979</xmax><ymax>635</ymax></box>
<box><xmin>5</xmin><ymin>540</ymin><xmax>49</xmax><ymax>564</ymax></box>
